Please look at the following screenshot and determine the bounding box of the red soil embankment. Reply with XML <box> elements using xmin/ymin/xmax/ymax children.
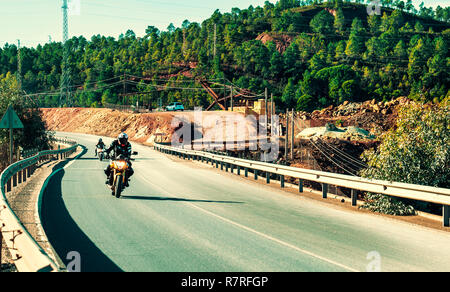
<box><xmin>40</xmin><ymin>108</ymin><xmax>254</xmax><ymax>145</ymax></box>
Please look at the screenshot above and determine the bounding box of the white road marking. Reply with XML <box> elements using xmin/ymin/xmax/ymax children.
<box><xmin>136</xmin><ymin>172</ymin><xmax>360</xmax><ymax>272</ymax></box>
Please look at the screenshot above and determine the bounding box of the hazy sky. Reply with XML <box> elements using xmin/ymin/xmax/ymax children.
<box><xmin>0</xmin><ymin>0</ymin><xmax>448</xmax><ymax>48</ymax></box>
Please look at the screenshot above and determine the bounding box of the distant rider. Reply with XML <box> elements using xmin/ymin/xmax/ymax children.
<box><xmin>95</xmin><ymin>138</ymin><xmax>106</xmax><ymax>156</ymax></box>
<box><xmin>104</xmin><ymin>133</ymin><xmax>134</xmax><ymax>187</ymax></box>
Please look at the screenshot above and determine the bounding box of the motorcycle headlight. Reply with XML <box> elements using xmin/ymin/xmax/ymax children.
<box><xmin>115</xmin><ymin>161</ymin><xmax>127</xmax><ymax>170</ymax></box>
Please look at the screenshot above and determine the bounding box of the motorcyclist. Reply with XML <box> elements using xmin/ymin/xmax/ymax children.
<box><xmin>95</xmin><ymin>138</ymin><xmax>106</xmax><ymax>156</ymax></box>
<box><xmin>104</xmin><ymin>133</ymin><xmax>134</xmax><ymax>187</ymax></box>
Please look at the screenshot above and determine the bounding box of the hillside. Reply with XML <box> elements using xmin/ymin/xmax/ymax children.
<box><xmin>0</xmin><ymin>0</ymin><xmax>449</xmax><ymax>111</ymax></box>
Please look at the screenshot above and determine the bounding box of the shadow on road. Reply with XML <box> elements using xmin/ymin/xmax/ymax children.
<box><xmin>121</xmin><ymin>195</ymin><xmax>243</xmax><ymax>204</ymax></box>
<box><xmin>41</xmin><ymin>146</ymin><xmax>123</xmax><ymax>272</ymax></box>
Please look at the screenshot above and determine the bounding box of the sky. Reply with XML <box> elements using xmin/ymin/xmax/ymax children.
<box><xmin>0</xmin><ymin>0</ymin><xmax>448</xmax><ymax>48</ymax></box>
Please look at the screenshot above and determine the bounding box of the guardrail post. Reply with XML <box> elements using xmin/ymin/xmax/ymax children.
<box><xmin>13</xmin><ymin>173</ymin><xmax>17</xmax><ymax>187</ymax></box>
<box><xmin>299</xmin><ymin>179</ymin><xmax>303</xmax><ymax>193</ymax></box>
<box><xmin>220</xmin><ymin>162</ymin><xmax>224</xmax><ymax>171</ymax></box>
<box><xmin>225</xmin><ymin>163</ymin><xmax>229</xmax><ymax>172</ymax></box>
<box><xmin>254</xmin><ymin>170</ymin><xmax>258</xmax><ymax>180</ymax></box>
<box><xmin>18</xmin><ymin>170</ymin><xmax>22</xmax><ymax>184</ymax></box>
<box><xmin>266</xmin><ymin>172</ymin><xmax>270</xmax><ymax>184</ymax></box>
<box><xmin>245</xmin><ymin>168</ymin><xmax>248</xmax><ymax>178</ymax></box>
<box><xmin>230</xmin><ymin>164</ymin><xmax>234</xmax><ymax>174</ymax></box>
<box><xmin>280</xmin><ymin>175</ymin><xmax>285</xmax><ymax>188</ymax></box>
<box><xmin>23</xmin><ymin>168</ymin><xmax>27</xmax><ymax>182</ymax></box>
<box><xmin>6</xmin><ymin>178</ymin><xmax>12</xmax><ymax>192</ymax></box>
<box><xmin>322</xmin><ymin>183</ymin><xmax>328</xmax><ymax>199</ymax></box>
<box><xmin>444</xmin><ymin>205</ymin><xmax>449</xmax><ymax>227</ymax></box>
<box><xmin>237</xmin><ymin>166</ymin><xmax>240</xmax><ymax>176</ymax></box>
<box><xmin>351</xmin><ymin>189</ymin><xmax>357</xmax><ymax>206</ymax></box>
<box><xmin>0</xmin><ymin>229</ymin><xmax>2</xmax><ymax>267</ymax></box>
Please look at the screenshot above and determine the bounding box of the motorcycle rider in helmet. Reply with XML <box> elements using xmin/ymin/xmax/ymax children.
<box><xmin>104</xmin><ymin>133</ymin><xmax>134</xmax><ymax>187</ymax></box>
<box><xmin>95</xmin><ymin>138</ymin><xmax>106</xmax><ymax>157</ymax></box>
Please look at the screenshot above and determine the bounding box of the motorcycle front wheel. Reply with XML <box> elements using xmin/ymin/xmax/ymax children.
<box><xmin>115</xmin><ymin>175</ymin><xmax>123</xmax><ymax>198</ymax></box>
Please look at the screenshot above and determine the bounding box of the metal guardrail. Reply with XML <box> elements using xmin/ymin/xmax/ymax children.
<box><xmin>21</xmin><ymin>148</ymin><xmax>38</xmax><ymax>159</ymax></box>
<box><xmin>0</xmin><ymin>141</ymin><xmax>79</xmax><ymax>272</ymax></box>
<box><xmin>154</xmin><ymin>144</ymin><xmax>450</xmax><ymax>227</ymax></box>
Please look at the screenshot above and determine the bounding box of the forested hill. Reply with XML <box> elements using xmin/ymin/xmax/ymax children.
<box><xmin>0</xmin><ymin>0</ymin><xmax>449</xmax><ymax>111</ymax></box>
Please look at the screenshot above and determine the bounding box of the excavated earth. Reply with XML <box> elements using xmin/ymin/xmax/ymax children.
<box><xmin>40</xmin><ymin>108</ymin><xmax>256</xmax><ymax>146</ymax></box>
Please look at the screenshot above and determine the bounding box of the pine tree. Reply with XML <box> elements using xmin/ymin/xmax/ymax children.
<box><xmin>345</xmin><ymin>18</ymin><xmax>365</xmax><ymax>58</ymax></box>
<box><xmin>334</xmin><ymin>8</ymin><xmax>346</xmax><ymax>34</ymax></box>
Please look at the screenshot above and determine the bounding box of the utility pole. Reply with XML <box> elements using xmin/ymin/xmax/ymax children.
<box><xmin>17</xmin><ymin>40</ymin><xmax>22</xmax><ymax>90</ymax></box>
<box><xmin>285</xmin><ymin>109</ymin><xmax>289</xmax><ymax>161</ymax></box>
<box><xmin>270</xmin><ymin>93</ymin><xmax>274</xmax><ymax>136</ymax></box>
<box><xmin>60</xmin><ymin>0</ymin><xmax>71</xmax><ymax>107</ymax></box>
<box><xmin>182</xmin><ymin>29</ymin><xmax>187</xmax><ymax>56</ymax></box>
<box><xmin>291</xmin><ymin>109</ymin><xmax>295</xmax><ymax>160</ymax></box>
<box><xmin>123</xmin><ymin>73</ymin><xmax>127</xmax><ymax>105</ymax></box>
<box><xmin>265</xmin><ymin>88</ymin><xmax>268</xmax><ymax>127</ymax></box>
<box><xmin>230</xmin><ymin>86</ymin><xmax>234</xmax><ymax>111</ymax></box>
<box><xmin>271</xmin><ymin>93</ymin><xmax>274</xmax><ymax>119</ymax></box>
<box><xmin>213</xmin><ymin>23</ymin><xmax>217</xmax><ymax>60</ymax></box>
<box><xmin>224</xmin><ymin>77</ymin><xmax>226</xmax><ymax>110</ymax></box>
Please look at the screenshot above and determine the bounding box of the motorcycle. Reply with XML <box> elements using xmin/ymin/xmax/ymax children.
<box><xmin>107</xmin><ymin>152</ymin><xmax>138</xmax><ymax>198</ymax></box>
<box><xmin>96</xmin><ymin>146</ymin><xmax>106</xmax><ymax>161</ymax></box>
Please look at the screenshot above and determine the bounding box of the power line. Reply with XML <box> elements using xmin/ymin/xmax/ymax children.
<box><xmin>309</xmin><ymin>138</ymin><xmax>359</xmax><ymax>176</ymax></box>
<box><xmin>315</xmin><ymin>138</ymin><xmax>368</xmax><ymax>169</ymax></box>
<box><xmin>17</xmin><ymin>39</ymin><xmax>22</xmax><ymax>90</ymax></box>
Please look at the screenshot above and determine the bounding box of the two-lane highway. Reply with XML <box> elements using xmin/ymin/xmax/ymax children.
<box><xmin>41</xmin><ymin>132</ymin><xmax>450</xmax><ymax>272</ymax></box>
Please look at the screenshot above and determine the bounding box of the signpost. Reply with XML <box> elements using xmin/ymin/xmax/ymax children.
<box><xmin>0</xmin><ymin>106</ymin><xmax>24</xmax><ymax>164</ymax></box>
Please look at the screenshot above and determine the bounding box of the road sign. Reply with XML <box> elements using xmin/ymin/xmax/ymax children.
<box><xmin>0</xmin><ymin>106</ymin><xmax>24</xmax><ymax>165</ymax></box>
<box><xmin>0</xmin><ymin>106</ymin><xmax>24</xmax><ymax>129</ymax></box>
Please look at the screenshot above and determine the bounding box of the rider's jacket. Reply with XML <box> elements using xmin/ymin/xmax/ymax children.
<box><xmin>106</xmin><ymin>140</ymin><xmax>132</xmax><ymax>159</ymax></box>
<box><xmin>96</xmin><ymin>142</ymin><xmax>106</xmax><ymax>149</ymax></box>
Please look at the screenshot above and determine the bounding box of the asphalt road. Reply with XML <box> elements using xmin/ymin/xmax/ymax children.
<box><xmin>41</xmin><ymin>132</ymin><xmax>450</xmax><ymax>272</ymax></box>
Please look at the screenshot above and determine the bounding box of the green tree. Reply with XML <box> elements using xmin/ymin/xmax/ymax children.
<box><xmin>334</xmin><ymin>7</ymin><xmax>346</xmax><ymax>34</ymax></box>
<box><xmin>310</xmin><ymin>10</ymin><xmax>334</xmax><ymax>35</ymax></box>
<box><xmin>0</xmin><ymin>73</ymin><xmax>50</xmax><ymax>168</ymax></box>
<box><xmin>345</xmin><ymin>18</ymin><xmax>366</xmax><ymax>58</ymax></box>
<box><xmin>282</xmin><ymin>78</ymin><xmax>297</xmax><ymax>109</ymax></box>
<box><xmin>296</xmin><ymin>93</ymin><xmax>316</xmax><ymax>112</ymax></box>
<box><xmin>360</xmin><ymin>100</ymin><xmax>450</xmax><ymax>215</ymax></box>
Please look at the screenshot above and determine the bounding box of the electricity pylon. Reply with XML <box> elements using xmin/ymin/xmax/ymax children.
<box><xmin>60</xmin><ymin>0</ymin><xmax>71</xmax><ymax>107</ymax></box>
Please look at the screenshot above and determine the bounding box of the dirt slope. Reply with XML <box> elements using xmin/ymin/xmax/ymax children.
<box><xmin>40</xmin><ymin>108</ymin><xmax>253</xmax><ymax>145</ymax></box>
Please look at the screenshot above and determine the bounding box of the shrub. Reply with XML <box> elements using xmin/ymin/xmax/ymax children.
<box><xmin>360</xmin><ymin>99</ymin><xmax>450</xmax><ymax>215</ymax></box>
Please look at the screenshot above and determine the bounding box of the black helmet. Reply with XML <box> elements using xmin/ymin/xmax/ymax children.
<box><xmin>118</xmin><ymin>133</ymin><xmax>128</xmax><ymax>146</ymax></box>
<box><xmin>99</xmin><ymin>138</ymin><xmax>103</xmax><ymax>143</ymax></box>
